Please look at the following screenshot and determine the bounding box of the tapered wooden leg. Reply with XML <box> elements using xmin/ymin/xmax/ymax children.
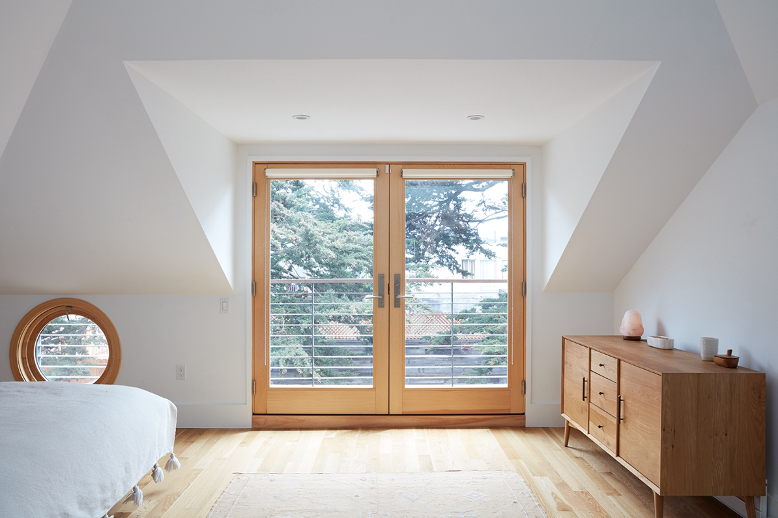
<box><xmin>563</xmin><ymin>420</ymin><xmax>571</xmax><ymax>446</ymax></box>
<box><xmin>742</xmin><ymin>496</ymin><xmax>756</xmax><ymax>518</ymax></box>
<box><xmin>653</xmin><ymin>492</ymin><xmax>663</xmax><ymax>518</ymax></box>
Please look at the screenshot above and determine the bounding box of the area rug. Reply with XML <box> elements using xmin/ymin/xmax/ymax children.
<box><xmin>208</xmin><ymin>471</ymin><xmax>546</xmax><ymax>517</ymax></box>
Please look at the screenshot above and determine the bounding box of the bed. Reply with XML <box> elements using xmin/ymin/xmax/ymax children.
<box><xmin>0</xmin><ymin>381</ymin><xmax>179</xmax><ymax>517</ymax></box>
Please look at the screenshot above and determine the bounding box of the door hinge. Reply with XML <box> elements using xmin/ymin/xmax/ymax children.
<box><xmin>522</xmin><ymin>182</ymin><xmax>526</xmax><ymax>198</ymax></box>
<box><xmin>251</xmin><ymin>281</ymin><xmax>256</xmax><ymax>297</ymax></box>
<box><xmin>522</xmin><ymin>281</ymin><xmax>526</xmax><ymax>297</ymax></box>
<box><xmin>252</xmin><ymin>182</ymin><xmax>257</xmax><ymax>197</ymax></box>
<box><xmin>252</xmin><ymin>379</ymin><xmax>256</xmax><ymax>395</ymax></box>
<box><xmin>521</xmin><ymin>379</ymin><xmax>526</xmax><ymax>395</ymax></box>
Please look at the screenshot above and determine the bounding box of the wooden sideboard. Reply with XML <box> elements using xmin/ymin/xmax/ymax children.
<box><xmin>561</xmin><ymin>335</ymin><xmax>765</xmax><ymax>518</ymax></box>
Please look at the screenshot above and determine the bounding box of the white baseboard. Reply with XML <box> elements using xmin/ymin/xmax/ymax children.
<box><xmin>525</xmin><ymin>402</ymin><xmax>564</xmax><ymax>427</ymax></box>
<box><xmin>176</xmin><ymin>403</ymin><xmax>252</xmax><ymax>428</ymax></box>
<box><xmin>716</xmin><ymin>494</ymin><xmax>769</xmax><ymax>518</ymax></box>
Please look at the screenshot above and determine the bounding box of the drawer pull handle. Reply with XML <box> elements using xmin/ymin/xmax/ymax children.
<box><xmin>582</xmin><ymin>377</ymin><xmax>587</xmax><ymax>401</ymax></box>
<box><xmin>598</xmin><ymin>391</ymin><xmax>604</xmax><ymax>395</ymax></box>
<box><xmin>599</xmin><ymin>363</ymin><xmax>605</xmax><ymax>367</ymax></box>
<box><xmin>598</xmin><ymin>425</ymin><xmax>603</xmax><ymax>429</ymax></box>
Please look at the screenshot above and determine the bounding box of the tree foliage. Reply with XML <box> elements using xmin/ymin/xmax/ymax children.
<box><xmin>267</xmin><ymin>178</ymin><xmax>508</xmax><ymax>385</ymax></box>
<box><xmin>405</xmin><ymin>180</ymin><xmax>507</xmax><ymax>277</ymax></box>
<box><xmin>270</xmin><ymin>180</ymin><xmax>373</xmax><ymax>280</ymax></box>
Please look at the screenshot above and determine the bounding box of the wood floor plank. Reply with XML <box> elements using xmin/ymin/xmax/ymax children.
<box><xmin>111</xmin><ymin>427</ymin><xmax>744</xmax><ymax>517</ymax></box>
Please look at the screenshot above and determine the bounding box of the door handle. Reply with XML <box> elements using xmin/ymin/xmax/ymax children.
<box><xmin>363</xmin><ymin>274</ymin><xmax>384</xmax><ymax>308</ymax></box>
<box><xmin>393</xmin><ymin>273</ymin><xmax>416</xmax><ymax>308</ymax></box>
<box><xmin>582</xmin><ymin>377</ymin><xmax>587</xmax><ymax>401</ymax></box>
<box><xmin>617</xmin><ymin>395</ymin><xmax>624</xmax><ymax>422</ymax></box>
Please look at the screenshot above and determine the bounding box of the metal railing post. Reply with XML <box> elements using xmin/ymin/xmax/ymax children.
<box><xmin>450</xmin><ymin>281</ymin><xmax>455</xmax><ymax>387</ymax></box>
<box><xmin>310</xmin><ymin>282</ymin><xmax>315</xmax><ymax>386</ymax></box>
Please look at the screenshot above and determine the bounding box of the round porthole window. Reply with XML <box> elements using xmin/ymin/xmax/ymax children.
<box><xmin>10</xmin><ymin>298</ymin><xmax>121</xmax><ymax>384</ymax></box>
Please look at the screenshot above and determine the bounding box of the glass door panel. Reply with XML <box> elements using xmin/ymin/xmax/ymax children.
<box><xmin>253</xmin><ymin>164</ymin><xmax>389</xmax><ymax>414</ymax></box>
<box><xmin>388</xmin><ymin>165</ymin><xmax>525</xmax><ymax>415</ymax></box>
<box><xmin>403</xmin><ymin>179</ymin><xmax>509</xmax><ymax>388</ymax></box>
<box><xmin>269</xmin><ymin>179</ymin><xmax>375</xmax><ymax>387</ymax></box>
<box><xmin>404</xmin><ymin>279</ymin><xmax>508</xmax><ymax>387</ymax></box>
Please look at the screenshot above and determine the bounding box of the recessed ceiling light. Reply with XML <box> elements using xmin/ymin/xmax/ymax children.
<box><xmin>467</xmin><ymin>115</ymin><xmax>484</xmax><ymax>120</ymax></box>
<box><xmin>292</xmin><ymin>114</ymin><xmax>310</xmax><ymax>120</ymax></box>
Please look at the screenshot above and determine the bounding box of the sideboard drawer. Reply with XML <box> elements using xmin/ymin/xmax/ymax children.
<box><xmin>589</xmin><ymin>371</ymin><xmax>617</xmax><ymax>417</ymax></box>
<box><xmin>591</xmin><ymin>350</ymin><xmax>618</xmax><ymax>381</ymax></box>
<box><xmin>589</xmin><ymin>403</ymin><xmax>617</xmax><ymax>453</ymax></box>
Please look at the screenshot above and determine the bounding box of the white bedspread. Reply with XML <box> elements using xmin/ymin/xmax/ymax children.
<box><xmin>0</xmin><ymin>381</ymin><xmax>177</xmax><ymax>518</ymax></box>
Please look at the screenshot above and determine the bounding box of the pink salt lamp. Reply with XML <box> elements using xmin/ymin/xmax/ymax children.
<box><xmin>620</xmin><ymin>310</ymin><xmax>644</xmax><ymax>341</ymax></box>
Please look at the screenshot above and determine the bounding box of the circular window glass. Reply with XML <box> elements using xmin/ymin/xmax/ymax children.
<box><xmin>10</xmin><ymin>298</ymin><xmax>121</xmax><ymax>384</ymax></box>
<box><xmin>35</xmin><ymin>313</ymin><xmax>109</xmax><ymax>383</ymax></box>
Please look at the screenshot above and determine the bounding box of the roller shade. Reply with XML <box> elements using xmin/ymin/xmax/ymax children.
<box><xmin>265</xmin><ymin>168</ymin><xmax>378</xmax><ymax>179</ymax></box>
<box><xmin>401</xmin><ymin>168</ymin><xmax>514</xmax><ymax>179</ymax></box>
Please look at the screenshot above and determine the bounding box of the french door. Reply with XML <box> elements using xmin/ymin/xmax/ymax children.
<box><xmin>252</xmin><ymin>162</ymin><xmax>525</xmax><ymax>415</ymax></box>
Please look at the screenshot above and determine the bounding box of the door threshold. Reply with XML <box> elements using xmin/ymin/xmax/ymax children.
<box><xmin>252</xmin><ymin>414</ymin><xmax>525</xmax><ymax>430</ymax></box>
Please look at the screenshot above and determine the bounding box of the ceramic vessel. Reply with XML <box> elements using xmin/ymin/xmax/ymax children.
<box><xmin>700</xmin><ymin>336</ymin><xmax>718</xmax><ymax>361</ymax></box>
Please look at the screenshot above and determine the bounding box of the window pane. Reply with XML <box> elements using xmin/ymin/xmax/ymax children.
<box><xmin>35</xmin><ymin>314</ymin><xmax>108</xmax><ymax>383</ymax></box>
<box><xmin>404</xmin><ymin>180</ymin><xmax>509</xmax><ymax>388</ymax></box>
<box><xmin>269</xmin><ymin>179</ymin><xmax>375</xmax><ymax>387</ymax></box>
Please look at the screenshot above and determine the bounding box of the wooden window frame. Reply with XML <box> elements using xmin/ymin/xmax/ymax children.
<box><xmin>9</xmin><ymin>298</ymin><xmax>122</xmax><ymax>384</ymax></box>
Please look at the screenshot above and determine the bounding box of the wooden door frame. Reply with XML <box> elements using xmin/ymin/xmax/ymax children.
<box><xmin>388</xmin><ymin>163</ymin><xmax>526</xmax><ymax>414</ymax></box>
<box><xmin>252</xmin><ymin>161</ymin><xmax>526</xmax><ymax>418</ymax></box>
<box><xmin>252</xmin><ymin>162</ymin><xmax>389</xmax><ymax>414</ymax></box>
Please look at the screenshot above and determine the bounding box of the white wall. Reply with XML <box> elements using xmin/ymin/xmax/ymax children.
<box><xmin>0</xmin><ymin>140</ymin><xmax>612</xmax><ymax>427</ymax></box>
<box><xmin>542</xmin><ymin>65</ymin><xmax>657</xmax><ymax>289</ymax></box>
<box><xmin>241</xmin><ymin>142</ymin><xmax>615</xmax><ymax>426</ymax></box>
<box><xmin>126</xmin><ymin>64</ymin><xmax>238</xmax><ymax>289</ymax></box>
<box><xmin>615</xmin><ymin>98</ymin><xmax>778</xmax><ymax>509</ymax></box>
<box><xmin>0</xmin><ymin>295</ymin><xmax>251</xmax><ymax>426</ymax></box>
<box><xmin>3</xmin><ymin>0</ymin><xmax>756</xmax><ymax>434</ymax></box>
<box><xmin>0</xmin><ymin>138</ymin><xmax>253</xmax><ymax>427</ymax></box>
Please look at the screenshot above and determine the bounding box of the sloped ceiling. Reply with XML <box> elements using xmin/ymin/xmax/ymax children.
<box><xmin>543</xmin><ymin>65</ymin><xmax>658</xmax><ymax>290</ymax></box>
<box><xmin>716</xmin><ymin>0</ymin><xmax>778</xmax><ymax>105</ymax></box>
<box><xmin>0</xmin><ymin>0</ymin><xmax>769</xmax><ymax>295</ymax></box>
<box><xmin>0</xmin><ymin>0</ymin><xmax>72</xmax><ymax>160</ymax></box>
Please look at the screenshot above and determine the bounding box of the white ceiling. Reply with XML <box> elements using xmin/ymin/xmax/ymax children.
<box><xmin>0</xmin><ymin>0</ymin><xmax>775</xmax><ymax>295</ymax></box>
<box><xmin>0</xmin><ymin>0</ymin><xmax>72</xmax><ymax>159</ymax></box>
<box><xmin>716</xmin><ymin>0</ymin><xmax>778</xmax><ymax>105</ymax></box>
<box><xmin>126</xmin><ymin>59</ymin><xmax>656</xmax><ymax>145</ymax></box>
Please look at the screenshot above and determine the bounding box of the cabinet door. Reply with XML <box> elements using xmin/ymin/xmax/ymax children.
<box><xmin>619</xmin><ymin>362</ymin><xmax>661</xmax><ymax>487</ymax></box>
<box><xmin>562</xmin><ymin>340</ymin><xmax>589</xmax><ymax>431</ymax></box>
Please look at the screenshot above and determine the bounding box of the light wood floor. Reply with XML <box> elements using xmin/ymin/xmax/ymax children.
<box><xmin>109</xmin><ymin>426</ymin><xmax>741</xmax><ymax>517</ymax></box>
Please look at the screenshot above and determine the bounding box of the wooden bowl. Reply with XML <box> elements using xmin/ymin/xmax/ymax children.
<box><xmin>713</xmin><ymin>349</ymin><xmax>739</xmax><ymax>368</ymax></box>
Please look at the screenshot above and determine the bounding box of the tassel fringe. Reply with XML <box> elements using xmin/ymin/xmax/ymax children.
<box><xmin>123</xmin><ymin>485</ymin><xmax>143</xmax><ymax>507</ymax></box>
<box><xmin>102</xmin><ymin>515</ymin><xmax>113</xmax><ymax>518</ymax></box>
<box><xmin>152</xmin><ymin>463</ymin><xmax>164</xmax><ymax>483</ymax></box>
<box><xmin>164</xmin><ymin>452</ymin><xmax>181</xmax><ymax>472</ymax></box>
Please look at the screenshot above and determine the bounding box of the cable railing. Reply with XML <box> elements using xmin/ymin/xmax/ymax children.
<box><xmin>35</xmin><ymin>319</ymin><xmax>108</xmax><ymax>383</ymax></box>
<box><xmin>270</xmin><ymin>279</ymin><xmax>373</xmax><ymax>387</ymax></box>
<box><xmin>404</xmin><ymin>279</ymin><xmax>508</xmax><ymax>387</ymax></box>
<box><xmin>269</xmin><ymin>277</ymin><xmax>509</xmax><ymax>388</ymax></box>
